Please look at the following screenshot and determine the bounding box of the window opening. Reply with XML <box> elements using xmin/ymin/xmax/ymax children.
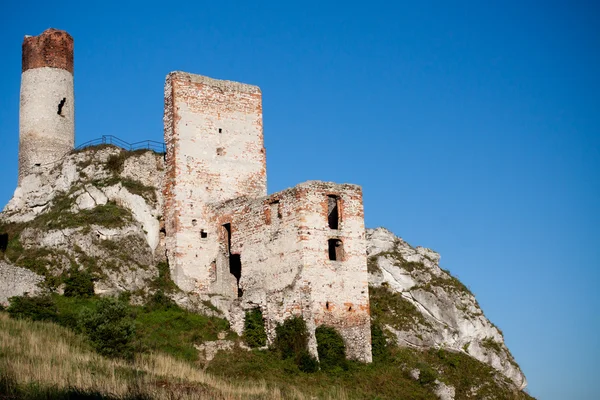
<box><xmin>0</xmin><ymin>233</ymin><xmax>8</xmax><ymax>252</ymax></box>
<box><xmin>57</xmin><ymin>98</ymin><xmax>66</xmax><ymax>116</ymax></box>
<box><xmin>200</xmin><ymin>229</ymin><xmax>208</xmax><ymax>239</ymax></box>
<box><xmin>327</xmin><ymin>195</ymin><xmax>339</xmax><ymax>229</ymax></box>
<box><xmin>328</xmin><ymin>239</ymin><xmax>343</xmax><ymax>261</ymax></box>
<box><xmin>223</xmin><ymin>223</ymin><xmax>243</xmax><ymax>297</ymax></box>
<box><xmin>218</xmin><ymin>128</ymin><xmax>222</xmax><ymax>133</ymax></box>
<box><xmin>270</xmin><ymin>200</ymin><xmax>282</xmax><ymax>220</ymax></box>
<box><xmin>34</xmin><ymin>163</ymin><xmax>41</xmax><ymax>167</ymax></box>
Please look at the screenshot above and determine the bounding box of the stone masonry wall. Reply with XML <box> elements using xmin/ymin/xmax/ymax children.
<box><xmin>163</xmin><ymin>71</ymin><xmax>267</xmax><ymax>292</ymax></box>
<box><xmin>295</xmin><ymin>181</ymin><xmax>372</xmax><ymax>362</ymax></box>
<box><xmin>210</xmin><ymin>181</ymin><xmax>372</xmax><ymax>362</ymax></box>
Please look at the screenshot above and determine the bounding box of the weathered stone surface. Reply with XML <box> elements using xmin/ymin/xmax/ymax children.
<box><xmin>2</xmin><ymin>147</ymin><xmax>165</xmax><ymax>294</ymax></box>
<box><xmin>0</xmin><ymin>261</ymin><xmax>44</xmax><ymax>305</ymax></box>
<box><xmin>366</xmin><ymin>227</ymin><xmax>527</xmax><ymax>390</ymax></box>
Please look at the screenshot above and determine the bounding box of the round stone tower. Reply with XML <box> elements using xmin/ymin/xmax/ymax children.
<box><xmin>19</xmin><ymin>28</ymin><xmax>74</xmax><ymax>183</ymax></box>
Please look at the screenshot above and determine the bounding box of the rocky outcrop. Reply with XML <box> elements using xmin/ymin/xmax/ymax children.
<box><xmin>0</xmin><ymin>261</ymin><xmax>44</xmax><ymax>305</ymax></box>
<box><xmin>1</xmin><ymin>146</ymin><xmax>166</xmax><ymax>296</ymax></box>
<box><xmin>366</xmin><ymin>227</ymin><xmax>526</xmax><ymax>390</ymax></box>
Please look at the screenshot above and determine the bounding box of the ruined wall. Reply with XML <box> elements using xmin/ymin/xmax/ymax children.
<box><xmin>296</xmin><ymin>181</ymin><xmax>371</xmax><ymax>363</ymax></box>
<box><xmin>19</xmin><ymin>29</ymin><xmax>74</xmax><ymax>183</ymax></box>
<box><xmin>211</xmin><ymin>181</ymin><xmax>372</xmax><ymax>363</ymax></box>
<box><xmin>163</xmin><ymin>71</ymin><xmax>266</xmax><ymax>292</ymax></box>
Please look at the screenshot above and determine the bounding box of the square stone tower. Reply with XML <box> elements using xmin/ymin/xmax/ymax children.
<box><xmin>163</xmin><ymin>72</ymin><xmax>267</xmax><ymax>292</ymax></box>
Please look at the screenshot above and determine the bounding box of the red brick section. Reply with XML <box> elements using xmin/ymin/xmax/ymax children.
<box><xmin>22</xmin><ymin>29</ymin><xmax>74</xmax><ymax>73</ymax></box>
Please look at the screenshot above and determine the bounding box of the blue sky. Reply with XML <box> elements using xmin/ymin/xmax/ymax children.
<box><xmin>1</xmin><ymin>1</ymin><xmax>598</xmax><ymax>398</ymax></box>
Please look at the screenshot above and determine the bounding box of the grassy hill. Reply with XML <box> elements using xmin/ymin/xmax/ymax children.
<box><xmin>0</xmin><ymin>293</ymin><xmax>534</xmax><ymax>400</ymax></box>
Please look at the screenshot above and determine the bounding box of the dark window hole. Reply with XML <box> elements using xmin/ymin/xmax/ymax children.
<box><xmin>328</xmin><ymin>239</ymin><xmax>344</xmax><ymax>261</ymax></box>
<box><xmin>327</xmin><ymin>195</ymin><xmax>339</xmax><ymax>229</ymax></box>
<box><xmin>201</xmin><ymin>229</ymin><xmax>208</xmax><ymax>239</ymax></box>
<box><xmin>57</xmin><ymin>98</ymin><xmax>66</xmax><ymax>116</ymax></box>
<box><xmin>326</xmin><ymin>301</ymin><xmax>330</xmax><ymax>310</ymax></box>
<box><xmin>223</xmin><ymin>223</ymin><xmax>243</xmax><ymax>298</ymax></box>
<box><xmin>0</xmin><ymin>233</ymin><xmax>8</xmax><ymax>252</ymax></box>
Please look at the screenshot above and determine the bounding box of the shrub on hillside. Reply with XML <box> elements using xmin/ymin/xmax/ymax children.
<box><xmin>78</xmin><ymin>296</ymin><xmax>135</xmax><ymax>359</ymax></box>
<box><xmin>315</xmin><ymin>326</ymin><xmax>347</xmax><ymax>371</ymax></box>
<box><xmin>7</xmin><ymin>295</ymin><xmax>58</xmax><ymax>322</ymax></box>
<box><xmin>272</xmin><ymin>316</ymin><xmax>318</xmax><ymax>373</ymax></box>
<box><xmin>371</xmin><ymin>323</ymin><xmax>390</xmax><ymax>361</ymax></box>
<box><xmin>144</xmin><ymin>290</ymin><xmax>177</xmax><ymax>311</ymax></box>
<box><xmin>272</xmin><ymin>316</ymin><xmax>309</xmax><ymax>360</ymax></box>
<box><xmin>63</xmin><ymin>267</ymin><xmax>94</xmax><ymax>298</ymax></box>
<box><xmin>243</xmin><ymin>308</ymin><xmax>267</xmax><ymax>348</ymax></box>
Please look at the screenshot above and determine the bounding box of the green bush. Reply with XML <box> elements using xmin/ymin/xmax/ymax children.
<box><xmin>418</xmin><ymin>365</ymin><xmax>437</xmax><ymax>386</ymax></box>
<box><xmin>105</xmin><ymin>153</ymin><xmax>125</xmax><ymax>174</ymax></box>
<box><xmin>297</xmin><ymin>350</ymin><xmax>319</xmax><ymax>373</ymax></box>
<box><xmin>272</xmin><ymin>316</ymin><xmax>309</xmax><ymax>361</ymax></box>
<box><xmin>63</xmin><ymin>267</ymin><xmax>94</xmax><ymax>298</ymax></box>
<box><xmin>7</xmin><ymin>295</ymin><xmax>58</xmax><ymax>322</ymax></box>
<box><xmin>78</xmin><ymin>297</ymin><xmax>135</xmax><ymax>359</ymax></box>
<box><xmin>371</xmin><ymin>323</ymin><xmax>390</xmax><ymax>361</ymax></box>
<box><xmin>243</xmin><ymin>308</ymin><xmax>267</xmax><ymax>348</ymax></box>
<box><xmin>144</xmin><ymin>290</ymin><xmax>177</xmax><ymax>311</ymax></box>
<box><xmin>315</xmin><ymin>325</ymin><xmax>347</xmax><ymax>371</ymax></box>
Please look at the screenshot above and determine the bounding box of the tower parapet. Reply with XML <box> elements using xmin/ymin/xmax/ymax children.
<box><xmin>19</xmin><ymin>28</ymin><xmax>74</xmax><ymax>183</ymax></box>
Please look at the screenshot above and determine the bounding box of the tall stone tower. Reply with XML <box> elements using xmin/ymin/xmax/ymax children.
<box><xmin>163</xmin><ymin>71</ymin><xmax>267</xmax><ymax>292</ymax></box>
<box><xmin>19</xmin><ymin>28</ymin><xmax>74</xmax><ymax>183</ymax></box>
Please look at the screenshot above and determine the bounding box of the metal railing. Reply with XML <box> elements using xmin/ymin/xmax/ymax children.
<box><xmin>75</xmin><ymin>135</ymin><xmax>166</xmax><ymax>153</ymax></box>
<box><xmin>19</xmin><ymin>135</ymin><xmax>166</xmax><ymax>178</ymax></box>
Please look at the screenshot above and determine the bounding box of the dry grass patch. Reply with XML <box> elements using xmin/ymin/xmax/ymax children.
<box><xmin>0</xmin><ymin>312</ymin><xmax>279</xmax><ymax>399</ymax></box>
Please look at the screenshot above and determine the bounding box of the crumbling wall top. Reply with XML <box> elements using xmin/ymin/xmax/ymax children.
<box><xmin>167</xmin><ymin>71</ymin><xmax>261</xmax><ymax>94</ymax></box>
<box><xmin>22</xmin><ymin>28</ymin><xmax>74</xmax><ymax>73</ymax></box>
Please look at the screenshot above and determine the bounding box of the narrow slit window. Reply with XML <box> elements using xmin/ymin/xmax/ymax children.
<box><xmin>327</xmin><ymin>195</ymin><xmax>339</xmax><ymax>229</ymax></box>
<box><xmin>218</xmin><ymin>128</ymin><xmax>222</xmax><ymax>133</ymax></box>
<box><xmin>223</xmin><ymin>223</ymin><xmax>243</xmax><ymax>297</ymax></box>
<box><xmin>0</xmin><ymin>233</ymin><xmax>8</xmax><ymax>252</ymax></box>
<box><xmin>57</xmin><ymin>98</ymin><xmax>66</xmax><ymax>116</ymax></box>
<box><xmin>328</xmin><ymin>239</ymin><xmax>343</xmax><ymax>261</ymax></box>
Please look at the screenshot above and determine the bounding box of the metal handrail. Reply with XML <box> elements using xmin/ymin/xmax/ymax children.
<box><xmin>20</xmin><ymin>135</ymin><xmax>166</xmax><ymax>178</ymax></box>
<box><xmin>75</xmin><ymin>135</ymin><xmax>166</xmax><ymax>153</ymax></box>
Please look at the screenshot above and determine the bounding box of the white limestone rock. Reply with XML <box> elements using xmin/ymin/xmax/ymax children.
<box><xmin>0</xmin><ymin>261</ymin><xmax>44</xmax><ymax>305</ymax></box>
<box><xmin>366</xmin><ymin>227</ymin><xmax>527</xmax><ymax>390</ymax></box>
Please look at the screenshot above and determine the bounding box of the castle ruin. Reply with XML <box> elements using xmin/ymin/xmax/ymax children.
<box><xmin>16</xmin><ymin>29</ymin><xmax>372</xmax><ymax>363</ymax></box>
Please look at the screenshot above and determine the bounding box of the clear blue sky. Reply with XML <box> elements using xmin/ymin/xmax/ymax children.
<box><xmin>1</xmin><ymin>1</ymin><xmax>598</xmax><ymax>398</ymax></box>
